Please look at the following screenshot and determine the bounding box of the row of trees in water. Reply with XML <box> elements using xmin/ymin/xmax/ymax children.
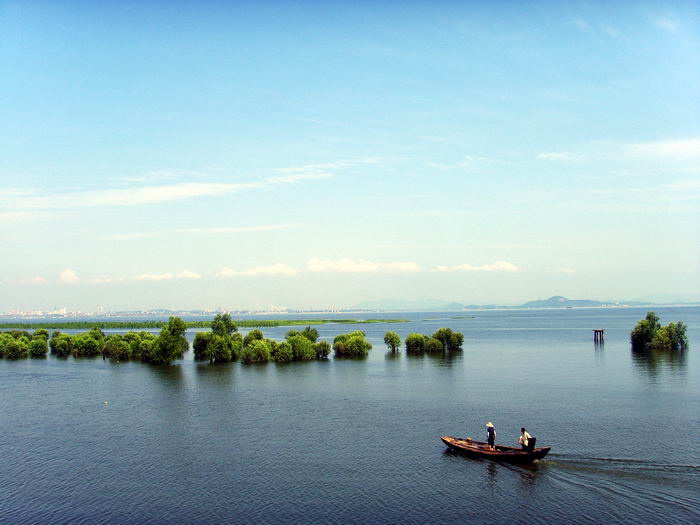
<box><xmin>0</xmin><ymin>313</ymin><xmax>465</xmax><ymax>365</ymax></box>
<box><xmin>630</xmin><ymin>312</ymin><xmax>688</xmax><ymax>352</ymax></box>
<box><xmin>0</xmin><ymin>317</ymin><xmax>188</xmax><ymax>364</ymax></box>
<box><xmin>383</xmin><ymin>327</ymin><xmax>464</xmax><ymax>354</ymax></box>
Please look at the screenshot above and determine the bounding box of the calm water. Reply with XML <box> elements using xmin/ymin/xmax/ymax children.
<box><xmin>1</xmin><ymin>307</ymin><xmax>698</xmax><ymax>524</ymax></box>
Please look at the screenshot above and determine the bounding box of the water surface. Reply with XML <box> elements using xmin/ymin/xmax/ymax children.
<box><xmin>1</xmin><ymin>307</ymin><xmax>698</xmax><ymax>523</ymax></box>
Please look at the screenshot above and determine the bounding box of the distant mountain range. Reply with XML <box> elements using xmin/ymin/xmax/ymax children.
<box><xmin>353</xmin><ymin>295</ymin><xmax>697</xmax><ymax>312</ymax></box>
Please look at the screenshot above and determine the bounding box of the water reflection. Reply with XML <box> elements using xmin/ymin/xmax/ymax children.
<box><xmin>631</xmin><ymin>349</ymin><xmax>687</xmax><ymax>381</ymax></box>
<box><xmin>425</xmin><ymin>351</ymin><xmax>464</xmax><ymax>367</ymax></box>
<box><xmin>193</xmin><ymin>361</ymin><xmax>237</xmax><ymax>388</ymax></box>
<box><xmin>385</xmin><ymin>351</ymin><xmax>401</xmax><ymax>361</ymax></box>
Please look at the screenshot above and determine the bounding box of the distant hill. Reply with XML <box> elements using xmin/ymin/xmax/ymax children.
<box><xmin>353</xmin><ymin>295</ymin><xmax>614</xmax><ymax>311</ymax></box>
<box><xmin>517</xmin><ymin>296</ymin><xmax>608</xmax><ymax>308</ymax></box>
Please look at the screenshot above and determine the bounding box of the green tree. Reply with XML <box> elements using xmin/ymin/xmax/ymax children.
<box><xmin>631</xmin><ymin>312</ymin><xmax>661</xmax><ymax>351</ymax></box>
<box><xmin>72</xmin><ymin>334</ymin><xmax>101</xmax><ymax>357</ymax></box>
<box><xmin>243</xmin><ymin>329</ymin><xmax>264</xmax><ymax>347</ymax></box>
<box><xmin>150</xmin><ymin>316</ymin><xmax>188</xmax><ymax>365</ymax></box>
<box><xmin>0</xmin><ymin>333</ymin><xmax>14</xmax><ymax>357</ymax></box>
<box><xmin>271</xmin><ymin>340</ymin><xmax>293</xmax><ymax>362</ymax></box>
<box><xmin>650</xmin><ymin>321</ymin><xmax>689</xmax><ymax>352</ymax></box>
<box><xmin>383</xmin><ymin>331</ymin><xmax>401</xmax><ymax>352</ymax></box>
<box><xmin>405</xmin><ymin>333</ymin><xmax>427</xmax><ymax>354</ymax></box>
<box><xmin>301</xmin><ymin>326</ymin><xmax>319</xmax><ymax>343</ymax></box>
<box><xmin>29</xmin><ymin>337</ymin><xmax>49</xmax><ymax>357</ymax></box>
<box><xmin>33</xmin><ymin>329</ymin><xmax>50</xmax><ymax>340</ymax></box>
<box><xmin>104</xmin><ymin>335</ymin><xmax>131</xmax><ymax>360</ymax></box>
<box><xmin>333</xmin><ymin>331</ymin><xmax>372</xmax><ymax>358</ymax></box>
<box><xmin>241</xmin><ymin>339</ymin><xmax>272</xmax><ymax>364</ymax></box>
<box><xmin>193</xmin><ymin>332</ymin><xmax>212</xmax><ymax>360</ymax></box>
<box><xmin>425</xmin><ymin>337</ymin><xmax>443</xmax><ymax>353</ymax></box>
<box><xmin>315</xmin><ymin>340</ymin><xmax>331</xmax><ymax>359</ymax></box>
<box><xmin>208</xmin><ymin>334</ymin><xmax>233</xmax><ymax>363</ymax></box>
<box><xmin>288</xmin><ymin>334</ymin><xmax>315</xmax><ymax>361</ymax></box>
<box><xmin>50</xmin><ymin>333</ymin><xmax>73</xmax><ymax>357</ymax></box>
<box><xmin>5</xmin><ymin>338</ymin><xmax>28</xmax><ymax>359</ymax></box>
<box><xmin>212</xmin><ymin>312</ymin><xmax>237</xmax><ymax>337</ymax></box>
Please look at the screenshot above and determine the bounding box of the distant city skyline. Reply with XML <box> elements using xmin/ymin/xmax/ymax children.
<box><xmin>1</xmin><ymin>1</ymin><xmax>698</xmax><ymax>311</ymax></box>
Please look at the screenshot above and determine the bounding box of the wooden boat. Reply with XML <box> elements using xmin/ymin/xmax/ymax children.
<box><xmin>441</xmin><ymin>436</ymin><xmax>550</xmax><ymax>463</ymax></box>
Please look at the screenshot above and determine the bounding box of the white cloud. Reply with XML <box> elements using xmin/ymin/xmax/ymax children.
<box><xmin>307</xmin><ymin>257</ymin><xmax>420</xmax><ymax>273</ymax></box>
<box><xmin>100</xmin><ymin>232</ymin><xmax>161</xmax><ymax>241</ymax></box>
<box><xmin>218</xmin><ymin>263</ymin><xmax>300</xmax><ymax>277</ymax></box>
<box><xmin>177</xmin><ymin>270</ymin><xmax>202</xmax><ymax>279</ymax></box>
<box><xmin>266</xmin><ymin>173</ymin><xmax>334</xmax><ymax>184</ymax></box>
<box><xmin>536</xmin><ymin>152</ymin><xmax>580</xmax><ymax>162</ymax></box>
<box><xmin>626</xmin><ymin>138</ymin><xmax>700</xmax><ymax>160</ymax></box>
<box><xmin>653</xmin><ymin>17</ymin><xmax>678</xmax><ymax>32</ymax></box>
<box><xmin>93</xmin><ymin>277</ymin><xmax>113</xmax><ymax>284</ymax></box>
<box><xmin>59</xmin><ymin>269</ymin><xmax>80</xmax><ymax>284</ymax></box>
<box><xmin>177</xmin><ymin>224</ymin><xmax>301</xmax><ymax>235</ymax></box>
<box><xmin>4</xmin><ymin>182</ymin><xmax>261</xmax><ymax>211</ymax></box>
<box><xmin>558</xmin><ymin>268</ymin><xmax>576</xmax><ymax>275</ymax></box>
<box><xmin>432</xmin><ymin>261</ymin><xmax>520</xmax><ymax>273</ymax></box>
<box><xmin>135</xmin><ymin>270</ymin><xmax>201</xmax><ymax>281</ymax></box>
<box><xmin>19</xmin><ymin>276</ymin><xmax>47</xmax><ymax>285</ymax></box>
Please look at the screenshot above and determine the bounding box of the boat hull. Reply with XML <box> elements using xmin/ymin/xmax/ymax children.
<box><xmin>441</xmin><ymin>436</ymin><xmax>550</xmax><ymax>464</ymax></box>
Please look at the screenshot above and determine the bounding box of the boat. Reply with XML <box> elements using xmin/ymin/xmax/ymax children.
<box><xmin>441</xmin><ymin>436</ymin><xmax>550</xmax><ymax>463</ymax></box>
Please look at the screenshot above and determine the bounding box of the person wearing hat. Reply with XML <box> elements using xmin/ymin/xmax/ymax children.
<box><xmin>486</xmin><ymin>422</ymin><xmax>496</xmax><ymax>450</ymax></box>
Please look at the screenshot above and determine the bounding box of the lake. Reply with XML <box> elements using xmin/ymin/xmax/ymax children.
<box><xmin>1</xmin><ymin>307</ymin><xmax>698</xmax><ymax>524</ymax></box>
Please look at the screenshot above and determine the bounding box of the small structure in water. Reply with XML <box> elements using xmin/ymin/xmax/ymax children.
<box><xmin>593</xmin><ymin>329</ymin><xmax>604</xmax><ymax>344</ymax></box>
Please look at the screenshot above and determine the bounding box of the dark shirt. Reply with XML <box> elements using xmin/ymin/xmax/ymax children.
<box><xmin>487</xmin><ymin>427</ymin><xmax>495</xmax><ymax>442</ymax></box>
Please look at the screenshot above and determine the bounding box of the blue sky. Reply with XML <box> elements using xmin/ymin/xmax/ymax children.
<box><xmin>1</xmin><ymin>1</ymin><xmax>698</xmax><ymax>311</ymax></box>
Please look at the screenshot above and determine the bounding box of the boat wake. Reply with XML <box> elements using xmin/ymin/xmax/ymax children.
<box><xmin>547</xmin><ymin>453</ymin><xmax>700</xmax><ymax>470</ymax></box>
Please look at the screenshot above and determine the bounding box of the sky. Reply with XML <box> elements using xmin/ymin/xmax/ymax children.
<box><xmin>1</xmin><ymin>0</ymin><xmax>699</xmax><ymax>312</ymax></box>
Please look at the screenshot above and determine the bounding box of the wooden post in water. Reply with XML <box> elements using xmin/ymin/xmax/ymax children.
<box><xmin>593</xmin><ymin>329</ymin><xmax>604</xmax><ymax>344</ymax></box>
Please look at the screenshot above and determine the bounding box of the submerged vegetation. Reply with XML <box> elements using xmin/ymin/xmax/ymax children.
<box><xmin>630</xmin><ymin>312</ymin><xmax>688</xmax><ymax>352</ymax></box>
<box><xmin>404</xmin><ymin>328</ymin><xmax>464</xmax><ymax>354</ymax></box>
<box><xmin>0</xmin><ymin>318</ymin><xmax>408</xmax><ymax>331</ymax></box>
<box><xmin>0</xmin><ymin>314</ymin><xmax>462</xmax><ymax>366</ymax></box>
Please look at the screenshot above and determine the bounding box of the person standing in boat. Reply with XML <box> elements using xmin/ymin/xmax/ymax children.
<box><xmin>518</xmin><ymin>427</ymin><xmax>532</xmax><ymax>451</ymax></box>
<box><xmin>486</xmin><ymin>422</ymin><xmax>496</xmax><ymax>450</ymax></box>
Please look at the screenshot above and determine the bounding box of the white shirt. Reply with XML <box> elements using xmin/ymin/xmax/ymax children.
<box><xmin>518</xmin><ymin>431</ymin><xmax>531</xmax><ymax>446</ymax></box>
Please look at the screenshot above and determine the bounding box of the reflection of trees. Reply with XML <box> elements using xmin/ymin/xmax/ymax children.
<box><xmin>631</xmin><ymin>348</ymin><xmax>687</xmax><ymax>379</ymax></box>
<box><xmin>425</xmin><ymin>350</ymin><xmax>463</xmax><ymax>366</ymax></box>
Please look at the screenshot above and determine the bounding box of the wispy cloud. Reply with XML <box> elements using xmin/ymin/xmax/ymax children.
<box><xmin>101</xmin><ymin>223</ymin><xmax>301</xmax><ymax>241</ymax></box>
<box><xmin>307</xmin><ymin>257</ymin><xmax>420</xmax><ymax>273</ymax></box>
<box><xmin>426</xmin><ymin>156</ymin><xmax>493</xmax><ymax>171</ymax></box>
<box><xmin>558</xmin><ymin>268</ymin><xmax>576</xmax><ymax>275</ymax></box>
<box><xmin>432</xmin><ymin>261</ymin><xmax>520</xmax><ymax>273</ymax></box>
<box><xmin>652</xmin><ymin>16</ymin><xmax>678</xmax><ymax>32</ymax></box>
<box><xmin>625</xmin><ymin>138</ymin><xmax>700</xmax><ymax>160</ymax></box>
<box><xmin>218</xmin><ymin>263</ymin><xmax>300</xmax><ymax>277</ymax></box>
<box><xmin>2</xmin><ymin>182</ymin><xmax>260</xmax><ymax>212</ymax></box>
<box><xmin>59</xmin><ymin>269</ymin><xmax>80</xmax><ymax>284</ymax></box>
<box><xmin>2</xmin><ymin>163</ymin><xmax>337</xmax><ymax>214</ymax></box>
<box><xmin>135</xmin><ymin>270</ymin><xmax>201</xmax><ymax>281</ymax></box>
<box><xmin>536</xmin><ymin>152</ymin><xmax>581</xmax><ymax>162</ymax></box>
<box><xmin>176</xmin><ymin>224</ymin><xmax>301</xmax><ymax>235</ymax></box>
<box><xmin>102</xmin><ymin>232</ymin><xmax>161</xmax><ymax>241</ymax></box>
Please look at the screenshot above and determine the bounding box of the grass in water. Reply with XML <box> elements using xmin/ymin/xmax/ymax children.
<box><xmin>0</xmin><ymin>319</ymin><xmax>409</xmax><ymax>330</ymax></box>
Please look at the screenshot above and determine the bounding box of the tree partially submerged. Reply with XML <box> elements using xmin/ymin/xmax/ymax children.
<box><xmin>383</xmin><ymin>331</ymin><xmax>401</xmax><ymax>352</ymax></box>
<box><xmin>631</xmin><ymin>312</ymin><xmax>688</xmax><ymax>352</ymax></box>
<box><xmin>404</xmin><ymin>328</ymin><xmax>464</xmax><ymax>354</ymax></box>
<box><xmin>333</xmin><ymin>331</ymin><xmax>372</xmax><ymax>358</ymax></box>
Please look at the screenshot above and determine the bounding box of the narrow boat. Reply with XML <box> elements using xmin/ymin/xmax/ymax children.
<box><xmin>441</xmin><ymin>436</ymin><xmax>550</xmax><ymax>463</ymax></box>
